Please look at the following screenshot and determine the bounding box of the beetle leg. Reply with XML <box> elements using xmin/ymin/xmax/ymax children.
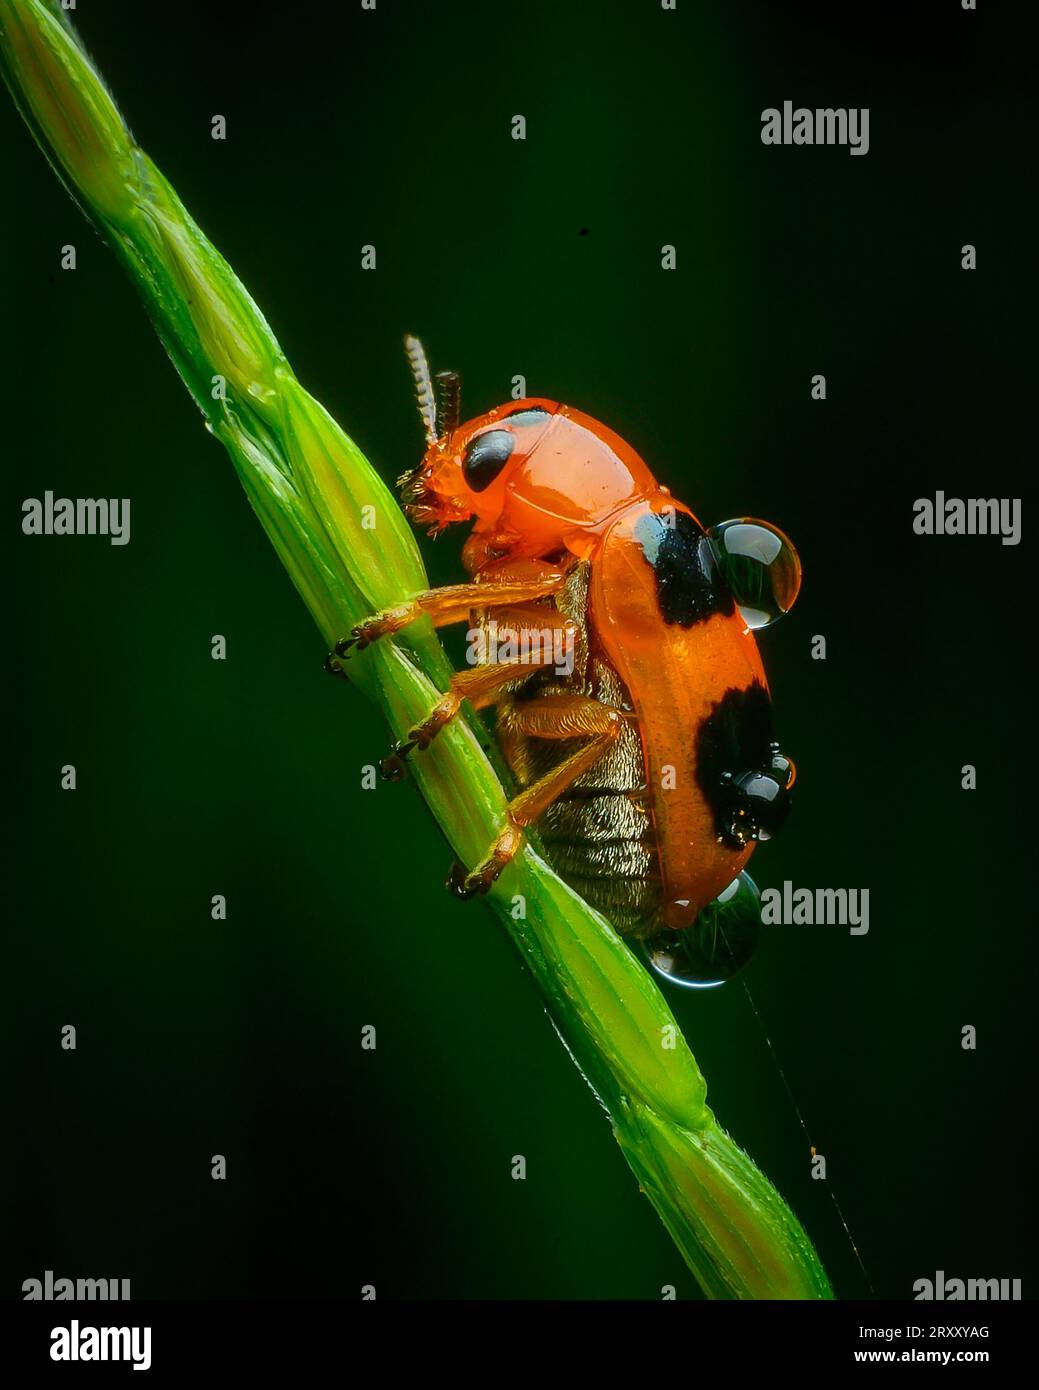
<box><xmin>447</xmin><ymin>696</ymin><xmax>625</xmax><ymax>898</ymax></box>
<box><xmin>380</xmin><ymin>607</ymin><xmax>579</xmax><ymax>778</ymax></box>
<box><xmin>326</xmin><ymin>570</ymin><xmax>567</xmax><ymax>668</ymax></box>
<box><xmin>379</xmin><ymin>658</ymin><xmax>529</xmax><ymax>781</ymax></box>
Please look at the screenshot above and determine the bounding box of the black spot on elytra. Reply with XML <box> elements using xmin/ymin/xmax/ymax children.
<box><xmin>635</xmin><ymin>510</ymin><xmax>735</xmax><ymax>626</ymax></box>
<box><xmin>695</xmin><ymin>683</ymin><xmax>774</xmax><ymax>836</ymax></box>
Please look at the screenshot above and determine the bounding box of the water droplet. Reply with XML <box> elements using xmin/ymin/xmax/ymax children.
<box><xmin>707</xmin><ymin>519</ymin><xmax>801</xmax><ymax>629</ymax></box>
<box><xmin>642</xmin><ymin>872</ymin><xmax>761</xmax><ymax>988</ymax></box>
<box><xmin>769</xmin><ymin>743</ymin><xmax>796</xmax><ymax>790</ymax></box>
<box><xmin>726</xmin><ymin>768</ymin><xmax>790</xmax><ymax>840</ymax></box>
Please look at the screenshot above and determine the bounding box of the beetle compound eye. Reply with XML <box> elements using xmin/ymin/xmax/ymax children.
<box><xmin>462</xmin><ymin>429</ymin><xmax>515</xmax><ymax>492</ymax></box>
<box><xmin>641</xmin><ymin>873</ymin><xmax>761</xmax><ymax>988</ymax></box>
<box><xmin>707</xmin><ymin>518</ymin><xmax>802</xmax><ymax>628</ymax></box>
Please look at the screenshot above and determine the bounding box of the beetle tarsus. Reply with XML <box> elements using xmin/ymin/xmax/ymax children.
<box><xmin>446</xmin><ymin>861</ymin><xmax>478</xmax><ymax>899</ymax></box>
<box><xmin>379</xmin><ymin>747</ymin><xmax>412</xmax><ymax>782</ymax></box>
<box><xmin>445</xmin><ymin>859</ymin><xmax>499</xmax><ymax>899</ymax></box>
<box><xmin>379</xmin><ymin>737</ymin><xmax>417</xmax><ymax>780</ymax></box>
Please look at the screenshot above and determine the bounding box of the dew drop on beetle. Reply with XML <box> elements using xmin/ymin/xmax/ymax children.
<box><xmin>707</xmin><ymin>519</ymin><xmax>802</xmax><ymax>629</ymax></box>
<box><xmin>642</xmin><ymin>872</ymin><xmax>761</xmax><ymax>988</ymax></box>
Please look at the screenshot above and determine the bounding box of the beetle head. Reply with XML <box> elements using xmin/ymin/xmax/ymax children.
<box><xmin>397</xmin><ymin>335</ymin><xmax>556</xmax><ymax>535</ymax></box>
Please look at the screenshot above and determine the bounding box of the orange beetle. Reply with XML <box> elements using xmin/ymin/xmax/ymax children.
<box><xmin>329</xmin><ymin>338</ymin><xmax>801</xmax><ymax>985</ymax></box>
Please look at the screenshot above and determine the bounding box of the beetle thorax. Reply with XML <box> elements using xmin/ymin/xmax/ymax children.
<box><xmin>403</xmin><ymin>402</ymin><xmax>662</xmax><ymax>562</ymax></box>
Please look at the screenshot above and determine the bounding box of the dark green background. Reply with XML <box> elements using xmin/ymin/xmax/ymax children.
<box><xmin>4</xmin><ymin>0</ymin><xmax>1034</xmax><ymax>1300</ymax></box>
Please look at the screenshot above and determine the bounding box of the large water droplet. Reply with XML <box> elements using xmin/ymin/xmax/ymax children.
<box><xmin>642</xmin><ymin>873</ymin><xmax>761</xmax><ymax>988</ymax></box>
<box><xmin>707</xmin><ymin>519</ymin><xmax>801</xmax><ymax>629</ymax></box>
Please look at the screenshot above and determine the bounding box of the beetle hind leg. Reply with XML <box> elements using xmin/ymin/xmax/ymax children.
<box><xmin>378</xmin><ymin>605</ymin><xmax>579</xmax><ymax>779</ymax></box>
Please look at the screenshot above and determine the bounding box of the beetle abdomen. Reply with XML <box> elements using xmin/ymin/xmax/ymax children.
<box><xmin>490</xmin><ymin>564</ymin><xmax>662</xmax><ymax>934</ymax></box>
<box><xmin>531</xmin><ymin>656</ymin><xmax>660</xmax><ymax>935</ymax></box>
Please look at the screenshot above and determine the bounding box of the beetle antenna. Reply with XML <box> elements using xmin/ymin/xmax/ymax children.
<box><xmin>404</xmin><ymin>334</ymin><xmax>439</xmax><ymax>446</ymax></box>
<box><xmin>434</xmin><ymin>369</ymin><xmax>461</xmax><ymax>438</ymax></box>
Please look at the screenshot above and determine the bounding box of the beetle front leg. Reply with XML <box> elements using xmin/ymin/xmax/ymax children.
<box><xmin>324</xmin><ymin>569</ymin><xmax>567</xmax><ymax>672</ymax></box>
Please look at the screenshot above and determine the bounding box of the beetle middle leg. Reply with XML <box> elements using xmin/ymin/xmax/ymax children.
<box><xmin>379</xmin><ymin>604</ymin><xmax>579</xmax><ymax>777</ymax></box>
<box><xmin>447</xmin><ymin>695</ymin><xmax>629</xmax><ymax>899</ymax></box>
<box><xmin>379</xmin><ymin>655</ymin><xmax>533</xmax><ymax>781</ymax></box>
